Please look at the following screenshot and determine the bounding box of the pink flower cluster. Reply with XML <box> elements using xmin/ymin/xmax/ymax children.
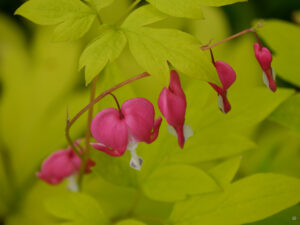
<box><xmin>37</xmin><ymin>37</ymin><xmax>276</xmax><ymax>185</ymax></box>
<box><xmin>37</xmin><ymin>141</ymin><xmax>95</xmax><ymax>188</ymax></box>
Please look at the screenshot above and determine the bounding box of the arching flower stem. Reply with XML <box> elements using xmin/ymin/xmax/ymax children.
<box><xmin>65</xmin><ymin>72</ymin><xmax>150</xmax><ymax>163</ymax></box>
<box><xmin>109</xmin><ymin>93</ymin><xmax>124</xmax><ymax>119</ymax></box>
<box><xmin>201</xmin><ymin>23</ymin><xmax>264</xmax><ymax>50</ymax></box>
<box><xmin>77</xmin><ymin>76</ymin><xmax>98</xmax><ymax>187</ymax></box>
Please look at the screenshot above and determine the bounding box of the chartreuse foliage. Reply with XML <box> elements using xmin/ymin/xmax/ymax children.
<box><xmin>16</xmin><ymin>1</ymin><xmax>222</xmax><ymax>85</ymax></box>
<box><xmin>209</xmin><ymin>156</ymin><xmax>241</xmax><ymax>188</ymax></box>
<box><xmin>145</xmin><ymin>0</ymin><xmax>247</xmax><ymax>19</ymax></box>
<box><xmin>122</xmin><ymin>5</ymin><xmax>220</xmax><ymax>85</ymax></box>
<box><xmin>248</xmin><ymin>205</ymin><xmax>300</xmax><ymax>225</ymax></box>
<box><xmin>15</xmin><ymin>0</ymin><xmax>103</xmax><ymax>42</ymax></box>
<box><xmin>0</xmin><ymin>14</ymin><xmax>90</xmax><ymax>225</ymax></box>
<box><xmin>115</xmin><ymin>219</ymin><xmax>146</xmax><ymax>225</ymax></box>
<box><xmin>170</xmin><ymin>174</ymin><xmax>300</xmax><ymax>225</ymax></box>
<box><xmin>5</xmin><ymin>2</ymin><xmax>300</xmax><ymax>225</ymax></box>
<box><xmin>258</xmin><ymin>20</ymin><xmax>300</xmax><ymax>87</ymax></box>
<box><xmin>45</xmin><ymin>193</ymin><xmax>109</xmax><ymax>225</ymax></box>
<box><xmin>269</xmin><ymin>93</ymin><xmax>300</xmax><ymax>134</ymax></box>
<box><xmin>143</xmin><ymin>164</ymin><xmax>219</xmax><ymax>202</ymax></box>
<box><xmin>79</xmin><ymin>27</ymin><xmax>127</xmax><ymax>84</ymax></box>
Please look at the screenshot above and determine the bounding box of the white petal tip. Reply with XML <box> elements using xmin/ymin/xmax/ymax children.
<box><xmin>130</xmin><ymin>157</ymin><xmax>143</xmax><ymax>171</ymax></box>
<box><xmin>183</xmin><ymin>124</ymin><xmax>193</xmax><ymax>140</ymax></box>
<box><xmin>67</xmin><ymin>175</ymin><xmax>79</xmax><ymax>192</ymax></box>
<box><xmin>262</xmin><ymin>71</ymin><xmax>270</xmax><ymax>89</ymax></box>
<box><xmin>217</xmin><ymin>94</ymin><xmax>225</xmax><ymax>113</ymax></box>
<box><xmin>167</xmin><ymin>125</ymin><xmax>177</xmax><ymax>137</ymax></box>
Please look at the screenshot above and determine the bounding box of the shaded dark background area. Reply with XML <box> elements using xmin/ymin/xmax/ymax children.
<box><xmin>1</xmin><ymin>0</ymin><xmax>300</xmax><ymax>32</ymax></box>
<box><xmin>2</xmin><ymin>0</ymin><xmax>299</xmax><ymax>90</ymax></box>
<box><xmin>1</xmin><ymin>0</ymin><xmax>300</xmax><ymax>29</ymax></box>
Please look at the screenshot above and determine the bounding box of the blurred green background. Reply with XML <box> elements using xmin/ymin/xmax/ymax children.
<box><xmin>0</xmin><ymin>0</ymin><xmax>300</xmax><ymax>225</ymax></box>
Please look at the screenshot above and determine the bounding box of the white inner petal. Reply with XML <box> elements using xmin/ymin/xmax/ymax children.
<box><xmin>127</xmin><ymin>135</ymin><xmax>138</xmax><ymax>152</ymax></box>
<box><xmin>183</xmin><ymin>124</ymin><xmax>194</xmax><ymax>140</ymax></box>
<box><xmin>167</xmin><ymin>125</ymin><xmax>177</xmax><ymax>137</ymax></box>
<box><xmin>67</xmin><ymin>174</ymin><xmax>79</xmax><ymax>192</ymax></box>
<box><xmin>127</xmin><ymin>134</ymin><xmax>142</xmax><ymax>171</ymax></box>
<box><xmin>218</xmin><ymin>94</ymin><xmax>225</xmax><ymax>113</ymax></box>
<box><xmin>262</xmin><ymin>71</ymin><xmax>270</xmax><ymax>89</ymax></box>
<box><xmin>168</xmin><ymin>124</ymin><xmax>194</xmax><ymax>141</ymax></box>
<box><xmin>128</xmin><ymin>148</ymin><xmax>143</xmax><ymax>171</ymax></box>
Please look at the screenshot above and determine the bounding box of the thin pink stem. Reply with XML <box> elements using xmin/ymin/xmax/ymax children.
<box><xmin>65</xmin><ymin>72</ymin><xmax>150</xmax><ymax>156</ymax></box>
<box><xmin>201</xmin><ymin>25</ymin><xmax>263</xmax><ymax>50</ymax></box>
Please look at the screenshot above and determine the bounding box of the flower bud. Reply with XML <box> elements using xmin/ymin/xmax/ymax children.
<box><xmin>254</xmin><ymin>42</ymin><xmax>276</xmax><ymax>92</ymax></box>
<box><xmin>158</xmin><ymin>70</ymin><xmax>193</xmax><ymax>148</ymax></box>
<box><xmin>209</xmin><ymin>61</ymin><xmax>236</xmax><ymax>113</ymax></box>
<box><xmin>91</xmin><ymin>97</ymin><xmax>162</xmax><ymax>170</ymax></box>
<box><xmin>36</xmin><ymin>143</ymin><xmax>95</xmax><ymax>186</ymax></box>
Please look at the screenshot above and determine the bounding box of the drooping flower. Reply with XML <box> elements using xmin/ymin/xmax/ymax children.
<box><xmin>208</xmin><ymin>50</ymin><xmax>236</xmax><ymax>114</ymax></box>
<box><xmin>158</xmin><ymin>70</ymin><xmax>193</xmax><ymax>148</ymax></box>
<box><xmin>254</xmin><ymin>42</ymin><xmax>276</xmax><ymax>92</ymax></box>
<box><xmin>36</xmin><ymin>142</ymin><xmax>95</xmax><ymax>190</ymax></box>
<box><xmin>91</xmin><ymin>97</ymin><xmax>162</xmax><ymax>170</ymax></box>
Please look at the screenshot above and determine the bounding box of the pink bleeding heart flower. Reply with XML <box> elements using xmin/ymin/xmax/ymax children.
<box><xmin>209</xmin><ymin>61</ymin><xmax>236</xmax><ymax>114</ymax></box>
<box><xmin>254</xmin><ymin>42</ymin><xmax>276</xmax><ymax>92</ymax></box>
<box><xmin>158</xmin><ymin>70</ymin><xmax>193</xmax><ymax>148</ymax></box>
<box><xmin>91</xmin><ymin>97</ymin><xmax>162</xmax><ymax>170</ymax></box>
<box><xmin>36</xmin><ymin>141</ymin><xmax>95</xmax><ymax>191</ymax></box>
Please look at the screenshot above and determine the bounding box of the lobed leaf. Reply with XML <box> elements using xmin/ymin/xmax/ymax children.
<box><xmin>143</xmin><ymin>164</ymin><xmax>220</xmax><ymax>202</ymax></box>
<box><xmin>171</xmin><ymin>173</ymin><xmax>300</xmax><ymax>225</ymax></box>
<box><xmin>209</xmin><ymin>156</ymin><xmax>242</xmax><ymax>188</ymax></box>
<box><xmin>247</xmin><ymin>205</ymin><xmax>300</xmax><ymax>225</ymax></box>
<box><xmin>258</xmin><ymin>20</ymin><xmax>300</xmax><ymax>87</ymax></box>
<box><xmin>87</xmin><ymin>0</ymin><xmax>115</xmax><ymax>11</ymax></box>
<box><xmin>146</xmin><ymin>0</ymin><xmax>203</xmax><ymax>19</ymax></box>
<box><xmin>123</xmin><ymin>27</ymin><xmax>220</xmax><ymax>85</ymax></box>
<box><xmin>15</xmin><ymin>0</ymin><xmax>96</xmax><ymax>41</ymax></box>
<box><xmin>197</xmin><ymin>0</ymin><xmax>248</xmax><ymax>7</ymax></box>
<box><xmin>115</xmin><ymin>219</ymin><xmax>147</xmax><ymax>225</ymax></box>
<box><xmin>168</xmin><ymin>133</ymin><xmax>255</xmax><ymax>163</ymax></box>
<box><xmin>91</xmin><ymin>150</ymin><xmax>139</xmax><ymax>188</ymax></box>
<box><xmin>45</xmin><ymin>193</ymin><xmax>109</xmax><ymax>225</ymax></box>
<box><xmin>53</xmin><ymin>14</ymin><xmax>96</xmax><ymax>42</ymax></box>
<box><xmin>146</xmin><ymin>0</ymin><xmax>247</xmax><ymax>19</ymax></box>
<box><xmin>269</xmin><ymin>93</ymin><xmax>300</xmax><ymax>134</ymax></box>
<box><xmin>122</xmin><ymin>4</ymin><xmax>168</xmax><ymax>29</ymax></box>
<box><xmin>79</xmin><ymin>28</ymin><xmax>127</xmax><ymax>85</ymax></box>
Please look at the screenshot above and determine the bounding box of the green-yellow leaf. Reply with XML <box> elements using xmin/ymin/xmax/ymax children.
<box><xmin>171</xmin><ymin>173</ymin><xmax>300</xmax><ymax>225</ymax></box>
<box><xmin>15</xmin><ymin>0</ymin><xmax>95</xmax><ymax>41</ymax></box>
<box><xmin>209</xmin><ymin>156</ymin><xmax>241</xmax><ymax>188</ymax></box>
<box><xmin>143</xmin><ymin>164</ymin><xmax>219</xmax><ymax>202</ymax></box>
<box><xmin>168</xmin><ymin>133</ymin><xmax>255</xmax><ymax>163</ymax></box>
<box><xmin>146</xmin><ymin>0</ymin><xmax>204</xmax><ymax>19</ymax></box>
<box><xmin>197</xmin><ymin>0</ymin><xmax>247</xmax><ymax>7</ymax></box>
<box><xmin>79</xmin><ymin>28</ymin><xmax>127</xmax><ymax>85</ymax></box>
<box><xmin>191</xmin><ymin>88</ymin><xmax>294</xmax><ymax>133</ymax></box>
<box><xmin>258</xmin><ymin>20</ymin><xmax>300</xmax><ymax>87</ymax></box>
<box><xmin>53</xmin><ymin>14</ymin><xmax>95</xmax><ymax>42</ymax></box>
<box><xmin>92</xmin><ymin>150</ymin><xmax>139</xmax><ymax>188</ymax></box>
<box><xmin>87</xmin><ymin>0</ymin><xmax>115</xmax><ymax>11</ymax></box>
<box><xmin>247</xmin><ymin>205</ymin><xmax>300</xmax><ymax>225</ymax></box>
<box><xmin>146</xmin><ymin>0</ymin><xmax>246</xmax><ymax>19</ymax></box>
<box><xmin>15</xmin><ymin>0</ymin><xmax>90</xmax><ymax>25</ymax></box>
<box><xmin>269</xmin><ymin>93</ymin><xmax>300</xmax><ymax>134</ymax></box>
<box><xmin>122</xmin><ymin>4</ymin><xmax>168</xmax><ymax>29</ymax></box>
<box><xmin>123</xmin><ymin>27</ymin><xmax>220</xmax><ymax>85</ymax></box>
<box><xmin>115</xmin><ymin>219</ymin><xmax>147</xmax><ymax>225</ymax></box>
<box><xmin>45</xmin><ymin>193</ymin><xmax>109</xmax><ymax>225</ymax></box>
